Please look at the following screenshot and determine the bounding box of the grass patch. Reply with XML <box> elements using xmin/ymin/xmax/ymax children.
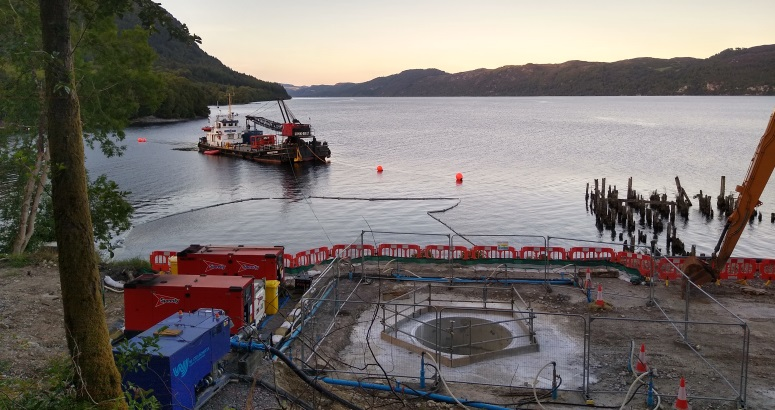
<box><xmin>0</xmin><ymin>253</ymin><xmax>30</xmax><ymax>268</ymax></box>
<box><xmin>107</xmin><ymin>257</ymin><xmax>152</xmax><ymax>271</ymax></box>
<box><xmin>0</xmin><ymin>248</ymin><xmax>58</xmax><ymax>269</ymax></box>
<box><xmin>0</xmin><ymin>355</ymin><xmax>90</xmax><ymax>410</ymax></box>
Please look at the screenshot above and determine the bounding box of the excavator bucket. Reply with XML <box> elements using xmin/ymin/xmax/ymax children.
<box><xmin>680</xmin><ymin>256</ymin><xmax>717</xmax><ymax>295</ymax></box>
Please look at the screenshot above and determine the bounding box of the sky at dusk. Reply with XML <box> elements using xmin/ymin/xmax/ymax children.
<box><xmin>156</xmin><ymin>0</ymin><xmax>774</xmax><ymax>86</ymax></box>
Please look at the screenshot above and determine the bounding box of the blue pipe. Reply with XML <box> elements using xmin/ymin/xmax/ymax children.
<box><xmin>320</xmin><ymin>377</ymin><xmax>511</xmax><ymax>410</ymax></box>
<box><xmin>277</xmin><ymin>281</ymin><xmax>335</xmax><ymax>353</ymax></box>
<box><xmin>230</xmin><ymin>337</ymin><xmax>267</xmax><ymax>352</ymax></box>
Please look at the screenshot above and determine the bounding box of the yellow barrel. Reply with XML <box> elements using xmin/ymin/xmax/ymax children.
<box><xmin>265</xmin><ymin>280</ymin><xmax>280</xmax><ymax>315</ymax></box>
<box><xmin>168</xmin><ymin>256</ymin><xmax>178</xmax><ymax>275</ymax></box>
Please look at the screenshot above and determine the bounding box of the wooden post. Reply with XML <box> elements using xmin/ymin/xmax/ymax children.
<box><xmin>675</xmin><ymin>176</ymin><xmax>693</xmax><ymax>206</ymax></box>
<box><xmin>627</xmin><ymin>177</ymin><xmax>633</xmax><ymax>199</ymax></box>
<box><xmin>594</xmin><ymin>179</ymin><xmax>599</xmax><ymax>199</ymax></box>
<box><xmin>601</xmin><ymin>178</ymin><xmax>606</xmax><ymax>200</ymax></box>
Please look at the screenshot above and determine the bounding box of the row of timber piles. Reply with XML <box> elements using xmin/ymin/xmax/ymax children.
<box><xmin>587</xmin><ymin>175</ymin><xmax>775</xmax><ymax>257</ymax></box>
<box><xmin>586</xmin><ymin>177</ymin><xmax>692</xmax><ymax>257</ymax></box>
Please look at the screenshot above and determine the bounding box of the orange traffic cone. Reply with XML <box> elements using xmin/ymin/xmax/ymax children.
<box><xmin>673</xmin><ymin>377</ymin><xmax>691</xmax><ymax>410</ymax></box>
<box><xmin>635</xmin><ymin>343</ymin><xmax>648</xmax><ymax>373</ymax></box>
<box><xmin>595</xmin><ymin>284</ymin><xmax>605</xmax><ymax>306</ymax></box>
<box><xmin>584</xmin><ymin>268</ymin><xmax>591</xmax><ymax>290</ymax></box>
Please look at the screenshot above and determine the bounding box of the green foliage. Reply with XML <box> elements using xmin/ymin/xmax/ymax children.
<box><xmin>76</xmin><ymin>21</ymin><xmax>164</xmax><ymax>156</ymax></box>
<box><xmin>115</xmin><ymin>333</ymin><xmax>162</xmax><ymax>409</ymax></box>
<box><xmin>88</xmin><ymin>174</ymin><xmax>134</xmax><ymax>258</ymax></box>
<box><xmin>0</xmin><ymin>355</ymin><xmax>90</xmax><ymax>410</ymax></box>
<box><xmin>0</xmin><ymin>345</ymin><xmax>165</xmax><ymax>409</ymax></box>
<box><xmin>0</xmin><ymin>171</ymin><xmax>132</xmax><ymax>256</ymax></box>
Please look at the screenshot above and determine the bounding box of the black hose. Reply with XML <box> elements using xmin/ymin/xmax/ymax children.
<box><xmin>267</xmin><ymin>346</ymin><xmax>363</xmax><ymax>410</ymax></box>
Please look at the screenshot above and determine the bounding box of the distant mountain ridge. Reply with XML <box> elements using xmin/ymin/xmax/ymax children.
<box><xmin>288</xmin><ymin>45</ymin><xmax>775</xmax><ymax>97</ymax></box>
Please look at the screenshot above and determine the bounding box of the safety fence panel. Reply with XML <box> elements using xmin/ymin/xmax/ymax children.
<box><xmin>520</xmin><ymin>246</ymin><xmax>567</xmax><ymax>260</ymax></box>
<box><xmin>471</xmin><ymin>245</ymin><xmax>519</xmax><ymax>260</ymax></box>
<box><xmin>589</xmin><ymin>316</ymin><xmax>747</xmax><ymax>407</ymax></box>
<box><xmin>330</xmin><ymin>244</ymin><xmax>376</xmax><ymax>259</ymax></box>
<box><xmin>759</xmin><ymin>259</ymin><xmax>775</xmax><ymax>284</ymax></box>
<box><xmin>295</xmin><ymin>246</ymin><xmax>330</xmax><ymax>267</ymax></box>
<box><xmin>283</xmin><ymin>254</ymin><xmax>296</xmax><ymax>269</ymax></box>
<box><xmin>567</xmin><ymin>247</ymin><xmax>616</xmax><ymax>261</ymax></box>
<box><xmin>149</xmin><ymin>250</ymin><xmax>176</xmax><ymax>272</ymax></box>
<box><xmin>378</xmin><ymin>243</ymin><xmax>422</xmax><ymax>258</ymax></box>
<box><xmin>718</xmin><ymin>258</ymin><xmax>757</xmax><ymax>281</ymax></box>
<box><xmin>616</xmin><ymin>252</ymin><xmax>654</xmax><ymax>278</ymax></box>
<box><xmin>422</xmin><ymin>244</ymin><xmax>469</xmax><ymax>260</ymax></box>
<box><xmin>656</xmin><ymin>257</ymin><xmax>684</xmax><ymax>281</ymax></box>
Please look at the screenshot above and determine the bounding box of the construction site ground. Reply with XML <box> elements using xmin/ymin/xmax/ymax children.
<box><xmin>1</xmin><ymin>258</ymin><xmax>773</xmax><ymax>409</ymax></box>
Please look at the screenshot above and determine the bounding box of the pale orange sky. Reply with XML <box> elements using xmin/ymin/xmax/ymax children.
<box><xmin>157</xmin><ymin>0</ymin><xmax>774</xmax><ymax>86</ymax></box>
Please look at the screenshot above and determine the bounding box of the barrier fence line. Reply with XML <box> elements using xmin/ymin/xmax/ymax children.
<box><xmin>150</xmin><ymin>243</ymin><xmax>775</xmax><ymax>284</ymax></box>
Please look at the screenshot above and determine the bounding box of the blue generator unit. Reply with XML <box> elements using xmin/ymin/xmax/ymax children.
<box><xmin>115</xmin><ymin>308</ymin><xmax>232</xmax><ymax>409</ymax></box>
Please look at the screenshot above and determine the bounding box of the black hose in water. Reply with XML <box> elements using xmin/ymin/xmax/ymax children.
<box><xmin>267</xmin><ymin>346</ymin><xmax>363</xmax><ymax>410</ymax></box>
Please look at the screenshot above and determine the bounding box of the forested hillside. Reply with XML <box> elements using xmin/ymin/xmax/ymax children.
<box><xmin>288</xmin><ymin>45</ymin><xmax>775</xmax><ymax>97</ymax></box>
<box><xmin>118</xmin><ymin>13</ymin><xmax>288</xmax><ymax>120</ymax></box>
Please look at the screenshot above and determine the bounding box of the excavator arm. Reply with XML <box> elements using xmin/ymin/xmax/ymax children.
<box><xmin>682</xmin><ymin>110</ymin><xmax>775</xmax><ymax>287</ymax></box>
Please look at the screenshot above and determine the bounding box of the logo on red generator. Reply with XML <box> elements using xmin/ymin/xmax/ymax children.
<box><xmin>237</xmin><ymin>261</ymin><xmax>260</xmax><ymax>272</ymax></box>
<box><xmin>203</xmin><ymin>260</ymin><xmax>226</xmax><ymax>272</ymax></box>
<box><xmin>153</xmin><ymin>293</ymin><xmax>180</xmax><ymax>307</ymax></box>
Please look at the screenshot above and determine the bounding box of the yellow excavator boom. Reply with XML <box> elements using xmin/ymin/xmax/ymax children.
<box><xmin>682</xmin><ymin>110</ymin><xmax>775</xmax><ymax>287</ymax></box>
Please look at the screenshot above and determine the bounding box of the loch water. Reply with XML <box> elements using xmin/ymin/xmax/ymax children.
<box><xmin>85</xmin><ymin>96</ymin><xmax>775</xmax><ymax>260</ymax></box>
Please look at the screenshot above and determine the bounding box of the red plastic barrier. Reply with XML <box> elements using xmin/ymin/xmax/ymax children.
<box><xmin>567</xmin><ymin>247</ymin><xmax>616</xmax><ymax>261</ymax></box>
<box><xmin>284</xmin><ymin>254</ymin><xmax>297</xmax><ymax>269</ymax></box>
<box><xmin>656</xmin><ymin>257</ymin><xmax>685</xmax><ymax>280</ymax></box>
<box><xmin>149</xmin><ymin>250</ymin><xmax>176</xmax><ymax>272</ymax></box>
<box><xmin>295</xmin><ymin>246</ymin><xmax>330</xmax><ymax>267</ymax></box>
<box><xmin>330</xmin><ymin>244</ymin><xmax>376</xmax><ymax>259</ymax></box>
<box><xmin>718</xmin><ymin>258</ymin><xmax>757</xmax><ymax>281</ymax></box>
<box><xmin>759</xmin><ymin>259</ymin><xmax>775</xmax><ymax>283</ymax></box>
<box><xmin>422</xmin><ymin>245</ymin><xmax>469</xmax><ymax>260</ymax></box>
<box><xmin>377</xmin><ymin>243</ymin><xmax>422</xmax><ymax>258</ymax></box>
<box><xmin>616</xmin><ymin>252</ymin><xmax>654</xmax><ymax>278</ymax></box>
<box><xmin>520</xmin><ymin>246</ymin><xmax>567</xmax><ymax>260</ymax></box>
<box><xmin>471</xmin><ymin>245</ymin><xmax>519</xmax><ymax>259</ymax></box>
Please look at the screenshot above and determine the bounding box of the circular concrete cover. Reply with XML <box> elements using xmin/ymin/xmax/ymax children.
<box><xmin>413</xmin><ymin>316</ymin><xmax>512</xmax><ymax>355</ymax></box>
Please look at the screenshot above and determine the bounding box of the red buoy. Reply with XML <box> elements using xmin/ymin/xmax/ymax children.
<box><xmin>455</xmin><ymin>172</ymin><xmax>463</xmax><ymax>182</ymax></box>
<box><xmin>137</xmin><ymin>137</ymin><xmax>147</xmax><ymax>143</ymax></box>
<box><xmin>377</xmin><ymin>165</ymin><xmax>383</xmax><ymax>173</ymax></box>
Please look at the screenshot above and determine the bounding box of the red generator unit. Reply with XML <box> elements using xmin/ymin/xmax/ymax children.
<box><xmin>123</xmin><ymin>274</ymin><xmax>264</xmax><ymax>338</ymax></box>
<box><xmin>176</xmin><ymin>244</ymin><xmax>284</xmax><ymax>282</ymax></box>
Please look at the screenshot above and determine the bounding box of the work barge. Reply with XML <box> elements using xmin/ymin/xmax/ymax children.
<box><xmin>198</xmin><ymin>99</ymin><xmax>331</xmax><ymax>164</ymax></box>
<box><xmin>128</xmin><ymin>231</ymin><xmax>758</xmax><ymax>409</ymax></box>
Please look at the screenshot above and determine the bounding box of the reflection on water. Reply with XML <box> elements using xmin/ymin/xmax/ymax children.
<box><xmin>84</xmin><ymin>96</ymin><xmax>775</xmax><ymax>259</ymax></box>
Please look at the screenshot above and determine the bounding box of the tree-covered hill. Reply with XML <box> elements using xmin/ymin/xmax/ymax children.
<box><xmin>288</xmin><ymin>45</ymin><xmax>775</xmax><ymax>97</ymax></box>
<box><xmin>118</xmin><ymin>12</ymin><xmax>288</xmax><ymax>120</ymax></box>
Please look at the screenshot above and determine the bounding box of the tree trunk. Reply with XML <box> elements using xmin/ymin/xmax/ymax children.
<box><xmin>39</xmin><ymin>0</ymin><xmax>125</xmax><ymax>407</ymax></box>
<box><xmin>11</xmin><ymin>85</ymin><xmax>49</xmax><ymax>254</ymax></box>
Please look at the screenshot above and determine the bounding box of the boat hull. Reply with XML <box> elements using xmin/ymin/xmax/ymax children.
<box><xmin>197</xmin><ymin>141</ymin><xmax>330</xmax><ymax>164</ymax></box>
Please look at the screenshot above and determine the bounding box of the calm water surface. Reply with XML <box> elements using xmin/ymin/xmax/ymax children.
<box><xmin>84</xmin><ymin>97</ymin><xmax>775</xmax><ymax>260</ymax></box>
